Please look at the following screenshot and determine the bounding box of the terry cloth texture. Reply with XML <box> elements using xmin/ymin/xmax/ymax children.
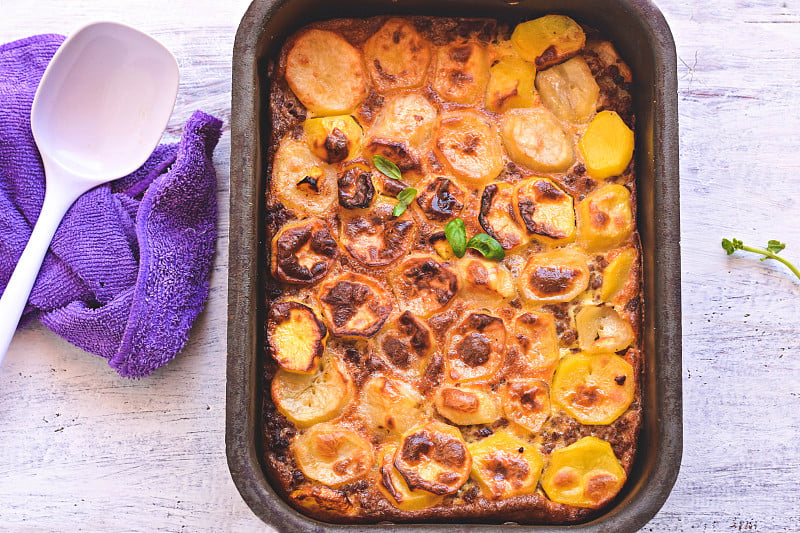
<box><xmin>0</xmin><ymin>34</ymin><xmax>222</xmax><ymax>378</ymax></box>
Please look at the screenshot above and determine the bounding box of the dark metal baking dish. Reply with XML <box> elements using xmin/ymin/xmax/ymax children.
<box><xmin>227</xmin><ymin>0</ymin><xmax>681</xmax><ymax>530</ymax></box>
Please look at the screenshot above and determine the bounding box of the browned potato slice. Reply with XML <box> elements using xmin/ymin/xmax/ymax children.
<box><xmin>486</xmin><ymin>56</ymin><xmax>538</xmax><ymax>113</ymax></box>
<box><xmin>575</xmin><ymin>305</ymin><xmax>634</xmax><ymax>353</ymax></box>
<box><xmin>294</xmin><ymin>423</ymin><xmax>373</xmax><ymax>487</ymax></box>
<box><xmin>375</xmin><ymin>311</ymin><xmax>435</xmax><ymax>376</ymax></box>
<box><xmin>394</xmin><ymin>421</ymin><xmax>471</xmax><ymax>495</ymax></box>
<box><xmin>535</xmin><ymin>56</ymin><xmax>599</xmax><ymax>123</ymax></box>
<box><xmin>286</xmin><ymin>29</ymin><xmax>367</xmax><ymax>115</ymax></box>
<box><xmin>600</xmin><ymin>248</ymin><xmax>637</xmax><ymax>302</ymax></box>
<box><xmin>360</xmin><ymin>375</ymin><xmax>424</xmax><ymax>436</ymax></box>
<box><xmin>337</xmin><ymin>162</ymin><xmax>375</xmax><ymax>209</ymax></box>
<box><xmin>340</xmin><ymin>197</ymin><xmax>415</xmax><ymax>267</ymax></box>
<box><xmin>502</xmin><ymin>107</ymin><xmax>574</xmax><ymax>173</ymax></box>
<box><xmin>317</xmin><ymin>272</ymin><xmax>393</xmax><ymax>338</ymax></box>
<box><xmin>388</xmin><ymin>254</ymin><xmax>459</xmax><ymax>317</ymax></box>
<box><xmin>512</xmin><ymin>311</ymin><xmax>560</xmax><ymax>382</ymax></box>
<box><xmin>468</xmin><ymin>431</ymin><xmax>543</xmax><ymax>499</ymax></box>
<box><xmin>511</xmin><ymin>15</ymin><xmax>586</xmax><ymax>69</ymax></box>
<box><xmin>576</xmin><ymin>184</ymin><xmax>634</xmax><ymax>252</ymax></box>
<box><xmin>479</xmin><ymin>182</ymin><xmax>527</xmax><ymax>250</ymax></box>
<box><xmin>271</xmin><ymin>218</ymin><xmax>338</xmax><ymax>285</ymax></box>
<box><xmin>272</xmin><ymin>136</ymin><xmax>337</xmax><ymax>216</ymax></box>
<box><xmin>364</xmin><ymin>18</ymin><xmax>432</xmax><ymax>93</ymax></box>
<box><xmin>432</xmin><ymin>42</ymin><xmax>490</xmax><ymax>105</ymax></box>
<box><xmin>434</xmin><ymin>384</ymin><xmax>501</xmax><ymax>426</ymax></box>
<box><xmin>267</xmin><ymin>301</ymin><xmax>327</xmax><ymax>374</ymax></box>
<box><xmin>415</xmin><ymin>177</ymin><xmax>465</xmax><ymax>222</ymax></box>
<box><xmin>434</xmin><ymin>110</ymin><xmax>504</xmax><ymax>185</ymax></box>
<box><xmin>377</xmin><ymin>445</ymin><xmax>444</xmax><ymax>510</ymax></box>
<box><xmin>515</xmin><ymin>177</ymin><xmax>576</xmax><ymax>246</ymax></box>
<box><xmin>518</xmin><ymin>248</ymin><xmax>590</xmax><ymax>304</ymax></box>
<box><xmin>445</xmin><ymin>312</ymin><xmax>506</xmax><ymax>382</ymax></box>
<box><xmin>501</xmin><ymin>378</ymin><xmax>551</xmax><ymax>433</ymax></box>
<box><xmin>304</xmin><ymin>115</ymin><xmax>362</xmax><ymax>163</ymax></box>
<box><xmin>457</xmin><ymin>257</ymin><xmax>516</xmax><ymax>306</ymax></box>
<box><xmin>290</xmin><ymin>485</ymin><xmax>355</xmax><ymax>516</ymax></box>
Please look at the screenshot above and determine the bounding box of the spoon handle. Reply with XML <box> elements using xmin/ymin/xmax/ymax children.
<box><xmin>0</xmin><ymin>187</ymin><xmax>79</xmax><ymax>364</ymax></box>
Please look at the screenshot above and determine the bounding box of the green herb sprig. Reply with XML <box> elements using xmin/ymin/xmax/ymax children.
<box><xmin>393</xmin><ymin>187</ymin><xmax>417</xmax><ymax>217</ymax></box>
<box><xmin>445</xmin><ymin>218</ymin><xmax>504</xmax><ymax>261</ymax></box>
<box><xmin>721</xmin><ymin>238</ymin><xmax>800</xmax><ymax>281</ymax></box>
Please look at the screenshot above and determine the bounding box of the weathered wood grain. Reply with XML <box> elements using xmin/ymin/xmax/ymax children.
<box><xmin>0</xmin><ymin>0</ymin><xmax>799</xmax><ymax>531</ymax></box>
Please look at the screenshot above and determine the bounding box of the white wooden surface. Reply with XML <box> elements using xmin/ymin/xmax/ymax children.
<box><xmin>1</xmin><ymin>1</ymin><xmax>798</xmax><ymax>531</ymax></box>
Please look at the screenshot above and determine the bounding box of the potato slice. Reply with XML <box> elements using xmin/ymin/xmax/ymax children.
<box><xmin>434</xmin><ymin>384</ymin><xmax>502</xmax><ymax>426</ymax></box>
<box><xmin>600</xmin><ymin>248</ymin><xmax>637</xmax><ymax>302</ymax></box>
<box><xmin>445</xmin><ymin>312</ymin><xmax>506</xmax><ymax>382</ymax></box>
<box><xmin>340</xmin><ymin>196</ymin><xmax>415</xmax><ymax>266</ymax></box>
<box><xmin>317</xmin><ymin>272</ymin><xmax>393</xmax><ymax>338</ymax></box>
<box><xmin>511</xmin><ymin>15</ymin><xmax>586</xmax><ymax>69</ymax></box>
<box><xmin>501</xmin><ymin>378</ymin><xmax>551</xmax><ymax>433</ymax></box>
<box><xmin>576</xmin><ymin>184</ymin><xmax>634</xmax><ymax>252</ymax></box>
<box><xmin>361</xmin><ymin>375</ymin><xmax>424</xmax><ymax>436</ymax></box>
<box><xmin>376</xmin><ymin>311</ymin><xmax>435</xmax><ymax>377</ymax></box>
<box><xmin>486</xmin><ymin>56</ymin><xmax>538</xmax><ymax>113</ymax></box>
<box><xmin>536</xmin><ymin>56</ymin><xmax>599</xmax><ymax>123</ymax></box>
<box><xmin>468</xmin><ymin>431</ymin><xmax>543</xmax><ymax>499</ymax></box>
<box><xmin>457</xmin><ymin>257</ymin><xmax>516</xmax><ymax>306</ymax></box>
<box><xmin>272</xmin><ymin>354</ymin><xmax>352</xmax><ymax>427</ymax></box>
<box><xmin>502</xmin><ymin>107</ymin><xmax>574</xmax><ymax>173</ymax></box>
<box><xmin>512</xmin><ymin>312</ymin><xmax>560</xmax><ymax>382</ymax></box>
<box><xmin>578</xmin><ymin>110</ymin><xmax>634</xmax><ymax>179</ymax></box>
<box><xmin>515</xmin><ymin>177</ymin><xmax>576</xmax><ymax>246</ymax></box>
<box><xmin>267</xmin><ymin>301</ymin><xmax>327</xmax><ymax>374</ymax></box>
<box><xmin>271</xmin><ymin>218</ymin><xmax>338</xmax><ymax>285</ymax></box>
<box><xmin>394</xmin><ymin>421</ymin><xmax>471</xmax><ymax>495</ymax></box>
<box><xmin>294</xmin><ymin>423</ymin><xmax>373</xmax><ymax>487</ymax></box>
<box><xmin>432</xmin><ymin>42</ymin><xmax>490</xmax><ymax>105</ymax></box>
<box><xmin>434</xmin><ymin>110</ymin><xmax>504</xmax><ymax>185</ymax></box>
<box><xmin>551</xmin><ymin>352</ymin><xmax>634</xmax><ymax>425</ymax></box>
<box><xmin>337</xmin><ymin>162</ymin><xmax>375</xmax><ymax>209</ymax></box>
<box><xmin>271</xmin><ymin>136</ymin><xmax>337</xmax><ymax>216</ymax></box>
<box><xmin>479</xmin><ymin>182</ymin><xmax>527</xmax><ymax>251</ymax></box>
<box><xmin>377</xmin><ymin>445</ymin><xmax>444</xmax><ymax>511</ymax></box>
<box><xmin>304</xmin><ymin>115</ymin><xmax>362</xmax><ymax>163</ymax></box>
<box><xmin>364</xmin><ymin>18</ymin><xmax>432</xmax><ymax>93</ymax></box>
<box><xmin>415</xmin><ymin>176</ymin><xmax>466</xmax><ymax>222</ymax></box>
<box><xmin>388</xmin><ymin>254</ymin><xmax>459</xmax><ymax>317</ymax></box>
<box><xmin>575</xmin><ymin>305</ymin><xmax>634</xmax><ymax>354</ymax></box>
<box><xmin>518</xmin><ymin>248</ymin><xmax>590</xmax><ymax>304</ymax></box>
<box><xmin>540</xmin><ymin>436</ymin><xmax>626</xmax><ymax>508</ymax></box>
<box><xmin>286</xmin><ymin>29</ymin><xmax>367</xmax><ymax>115</ymax></box>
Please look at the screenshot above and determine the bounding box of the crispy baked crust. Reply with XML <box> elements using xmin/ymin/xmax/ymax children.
<box><xmin>262</xmin><ymin>15</ymin><xmax>641</xmax><ymax>525</ymax></box>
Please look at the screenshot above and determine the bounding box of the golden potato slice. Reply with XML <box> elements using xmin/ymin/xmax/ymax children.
<box><xmin>304</xmin><ymin>115</ymin><xmax>362</xmax><ymax>163</ymax></box>
<box><xmin>515</xmin><ymin>177</ymin><xmax>576</xmax><ymax>246</ymax></box>
<box><xmin>434</xmin><ymin>384</ymin><xmax>502</xmax><ymax>426</ymax></box>
<box><xmin>511</xmin><ymin>15</ymin><xmax>586</xmax><ymax>69</ymax></box>
<box><xmin>429</xmin><ymin>232</ymin><xmax>454</xmax><ymax>260</ymax></box>
<box><xmin>394</xmin><ymin>421</ymin><xmax>471</xmax><ymax>495</ymax></box>
<box><xmin>535</xmin><ymin>56</ymin><xmax>600</xmax><ymax>123</ymax></box>
<box><xmin>468</xmin><ymin>431</ymin><xmax>544</xmax><ymax>499</ymax></box>
<box><xmin>286</xmin><ymin>29</ymin><xmax>367</xmax><ymax>115</ymax></box>
<box><xmin>337</xmin><ymin>162</ymin><xmax>375</xmax><ymax>209</ymax></box>
<box><xmin>576</xmin><ymin>184</ymin><xmax>634</xmax><ymax>252</ymax></box>
<box><xmin>340</xmin><ymin>197</ymin><xmax>415</xmax><ymax>267</ymax></box>
<box><xmin>365</xmin><ymin>93</ymin><xmax>437</xmax><ymax>176</ymax></box>
<box><xmin>502</xmin><ymin>107</ymin><xmax>574</xmax><ymax>173</ymax></box>
<box><xmin>271</xmin><ymin>218</ymin><xmax>338</xmax><ymax>285</ymax></box>
<box><xmin>271</xmin><ymin>136</ymin><xmax>337</xmax><ymax>216</ymax></box>
<box><xmin>578</xmin><ymin>110</ymin><xmax>634</xmax><ymax>179</ymax></box>
<box><xmin>415</xmin><ymin>176</ymin><xmax>466</xmax><ymax>222</ymax></box>
<box><xmin>267</xmin><ymin>301</ymin><xmax>327</xmax><ymax>374</ymax></box>
<box><xmin>457</xmin><ymin>257</ymin><xmax>516</xmax><ymax>306</ymax></box>
<box><xmin>432</xmin><ymin>42</ymin><xmax>490</xmax><ymax>105</ymax></box>
<box><xmin>376</xmin><ymin>311</ymin><xmax>435</xmax><ymax>376</ymax></box>
<box><xmin>317</xmin><ymin>272</ymin><xmax>393</xmax><ymax>338</ymax></box>
<box><xmin>434</xmin><ymin>110</ymin><xmax>504</xmax><ymax>185</ymax></box>
<box><xmin>388</xmin><ymin>254</ymin><xmax>459</xmax><ymax>317</ymax></box>
<box><xmin>479</xmin><ymin>182</ymin><xmax>527</xmax><ymax>251</ymax></box>
<box><xmin>501</xmin><ymin>378</ymin><xmax>551</xmax><ymax>433</ymax></box>
<box><xmin>512</xmin><ymin>312</ymin><xmax>560</xmax><ymax>381</ymax></box>
<box><xmin>290</xmin><ymin>484</ymin><xmax>355</xmax><ymax>516</ymax></box>
<box><xmin>272</xmin><ymin>354</ymin><xmax>352</xmax><ymax>427</ymax></box>
<box><xmin>377</xmin><ymin>445</ymin><xmax>444</xmax><ymax>511</ymax></box>
<box><xmin>518</xmin><ymin>248</ymin><xmax>590</xmax><ymax>304</ymax></box>
<box><xmin>540</xmin><ymin>436</ymin><xmax>626</xmax><ymax>508</ymax></box>
<box><xmin>486</xmin><ymin>56</ymin><xmax>538</xmax><ymax>113</ymax></box>
<box><xmin>360</xmin><ymin>375</ymin><xmax>424</xmax><ymax>436</ymax></box>
<box><xmin>575</xmin><ymin>305</ymin><xmax>634</xmax><ymax>353</ymax></box>
<box><xmin>600</xmin><ymin>248</ymin><xmax>637</xmax><ymax>302</ymax></box>
<box><xmin>445</xmin><ymin>312</ymin><xmax>506</xmax><ymax>382</ymax></box>
<box><xmin>551</xmin><ymin>352</ymin><xmax>634</xmax><ymax>425</ymax></box>
<box><xmin>294</xmin><ymin>423</ymin><xmax>373</xmax><ymax>487</ymax></box>
<box><xmin>364</xmin><ymin>18</ymin><xmax>432</xmax><ymax>93</ymax></box>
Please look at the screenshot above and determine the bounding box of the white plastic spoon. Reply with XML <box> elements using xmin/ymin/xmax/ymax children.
<box><xmin>0</xmin><ymin>22</ymin><xmax>179</xmax><ymax>364</ymax></box>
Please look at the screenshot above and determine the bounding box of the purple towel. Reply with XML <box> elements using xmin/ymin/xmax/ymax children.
<box><xmin>0</xmin><ymin>34</ymin><xmax>222</xmax><ymax>378</ymax></box>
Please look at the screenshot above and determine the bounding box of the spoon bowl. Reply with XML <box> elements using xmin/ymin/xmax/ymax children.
<box><xmin>0</xmin><ymin>22</ymin><xmax>179</xmax><ymax>363</ymax></box>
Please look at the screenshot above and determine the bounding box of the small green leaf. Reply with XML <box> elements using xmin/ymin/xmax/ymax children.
<box><xmin>373</xmin><ymin>155</ymin><xmax>402</xmax><ymax>180</ymax></box>
<box><xmin>721</xmin><ymin>238</ymin><xmax>742</xmax><ymax>255</ymax></box>
<box><xmin>445</xmin><ymin>218</ymin><xmax>467</xmax><ymax>258</ymax></box>
<box><xmin>767</xmin><ymin>240</ymin><xmax>786</xmax><ymax>254</ymax></box>
<box><xmin>467</xmin><ymin>233</ymin><xmax>505</xmax><ymax>261</ymax></box>
<box><xmin>393</xmin><ymin>187</ymin><xmax>417</xmax><ymax>217</ymax></box>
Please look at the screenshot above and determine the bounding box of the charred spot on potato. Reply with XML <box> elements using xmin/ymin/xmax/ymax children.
<box><xmin>338</xmin><ymin>166</ymin><xmax>375</xmax><ymax>209</ymax></box>
<box><xmin>416</xmin><ymin>177</ymin><xmax>465</xmax><ymax>222</ymax></box>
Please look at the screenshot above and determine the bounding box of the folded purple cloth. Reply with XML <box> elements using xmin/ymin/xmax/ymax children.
<box><xmin>0</xmin><ymin>34</ymin><xmax>222</xmax><ymax>378</ymax></box>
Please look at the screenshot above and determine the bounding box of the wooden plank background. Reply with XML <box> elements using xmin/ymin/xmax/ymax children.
<box><xmin>0</xmin><ymin>0</ymin><xmax>798</xmax><ymax>531</ymax></box>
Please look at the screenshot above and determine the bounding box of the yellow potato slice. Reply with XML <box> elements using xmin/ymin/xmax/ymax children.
<box><xmin>364</xmin><ymin>18</ymin><xmax>432</xmax><ymax>93</ymax></box>
<box><xmin>271</xmin><ymin>136</ymin><xmax>337</xmax><ymax>217</ymax></box>
<box><xmin>270</xmin><ymin>218</ymin><xmax>338</xmax><ymax>285</ymax></box>
<box><xmin>575</xmin><ymin>305</ymin><xmax>634</xmax><ymax>354</ymax></box>
<box><xmin>434</xmin><ymin>110</ymin><xmax>504</xmax><ymax>185</ymax></box>
<box><xmin>340</xmin><ymin>196</ymin><xmax>416</xmax><ymax>267</ymax></box>
<box><xmin>377</xmin><ymin>445</ymin><xmax>444</xmax><ymax>511</ymax></box>
<box><xmin>432</xmin><ymin>42</ymin><xmax>490</xmax><ymax>105</ymax></box>
<box><xmin>468</xmin><ymin>431</ymin><xmax>544</xmax><ymax>499</ymax></box>
<box><xmin>502</xmin><ymin>107</ymin><xmax>574</xmax><ymax>173</ymax></box>
<box><xmin>303</xmin><ymin>115</ymin><xmax>363</xmax><ymax>163</ymax></box>
<box><xmin>388</xmin><ymin>254</ymin><xmax>459</xmax><ymax>318</ymax></box>
<box><xmin>457</xmin><ymin>257</ymin><xmax>516</xmax><ymax>306</ymax></box>
<box><xmin>294</xmin><ymin>423</ymin><xmax>373</xmax><ymax>487</ymax></box>
<box><xmin>394</xmin><ymin>421</ymin><xmax>471</xmax><ymax>495</ymax></box>
<box><xmin>518</xmin><ymin>248</ymin><xmax>590</xmax><ymax>304</ymax></box>
<box><xmin>267</xmin><ymin>301</ymin><xmax>327</xmax><ymax>374</ymax></box>
<box><xmin>486</xmin><ymin>55</ymin><xmax>538</xmax><ymax>113</ymax></box>
<box><xmin>578</xmin><ymin>110</ymin><xmax>634</xmax><ymax>179</ymax></box>
<box><xmin>515</xmin><ymin>177</ymin><xmax>576</xmax><ymax>246</ymax></box>
<box><xmin>434</xmin><ymin>384</ymin><xmax>502</xmax><ymax>426</ymax></box>
<box><xmin>576</xmin><ymin>184</ymin><xmax>634</xmax><ymax>252</ymax></box>
<box><xmin>536</xmin><ymin>56</ymin><xmax>600</xmax><ymax>123</ymax></box>
<box><xmin>600</xmin><ymin>248</ymin><xmax>637</xmax><ymax>302</ymax></box>
<box><xmin>478</xmin><ymin>182</ymin><xmax>527</xmax><ymax>251</ymax></box>
<box><xmin>360</xmin><ymin>375</ymin><xmax>424</xmax><ymax>436</ymax></box>
<box><xmin>501</xmin><ymin>378</ymin><xmax>551</xmax><ymax>434</ymax></box>
<box><xmin>317</xmin><ymin>272</ymin><xmax>393</xmax><ymax>338</ymax></box>
<box><xmin>445</xmin><ymin>311</ymin><xmax>506</xmax><ymax>382</ymax></box>
<box><xmin>511</xmin><ymin>15</ymin><xmax>586</xmax><ymax>69</ymax></box>
<box><xmin>375</xmin><ymin>311</ymin><xmax>435</xmax><ymax>377</ymax></box>
<box><xmin>512</xmin><ymin>311</ymin><xmax>560</xmax><ymax>382</ymax></box>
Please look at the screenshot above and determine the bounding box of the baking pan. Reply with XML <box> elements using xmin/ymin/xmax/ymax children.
<box><xmin>227</xmin><ymin>0</ymin><xmax>682</xmax><ymax>530</ymax></box>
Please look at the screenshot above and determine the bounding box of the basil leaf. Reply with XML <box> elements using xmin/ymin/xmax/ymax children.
<box><xmin>466</xmin><ymin>233</ymin><xmax>505</xmax><ymax>261</ymax></box>
<box><xmin>373</xmin><ymin>155</ymin><xmax>402</xmax><ymax>180</ymax></box>
<box><xmin>393</xmin><ymin>187</ymin><xmax>417</xmax><ymax>217</ymax></box>
<box><xmin>445</xmin><ymin>218</ymin><xmax>467</xmax><ymax>258</ymax></box>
